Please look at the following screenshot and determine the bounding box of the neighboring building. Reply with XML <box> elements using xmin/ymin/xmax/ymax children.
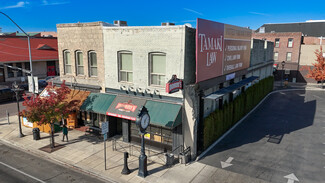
<box><xmin>0</xmin><ymin>35</ymin><xmax>59</xmax><ymax>83</ymax></box>
<box><xmin>56</xmin><ymin>19</ymin><xmax>273</xmax><ymax>158</ymax></box>
<box><xmin>254</xmin><ymin>20</ymin><xmax>325</xmax><ymax>83</ymax></box>
<box><xmin>252</xmin><ymin>32</ymin><xmax>302</xmax><ymax>82</ymax></box>
<box><xmin>57</xmin><ymin>22</ymin><xmax>113</xmax><ymax>92</ymax></box>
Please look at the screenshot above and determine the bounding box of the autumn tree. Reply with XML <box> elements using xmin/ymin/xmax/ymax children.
<box><xmin>303</xmin><ymin>47</ymin><xmax>325</xmax><ymax>86</ymax></box>
<box><xmin>21</xmin><ymin>81</ymin><xmax>78</xmax><ymax>149</ymax></box>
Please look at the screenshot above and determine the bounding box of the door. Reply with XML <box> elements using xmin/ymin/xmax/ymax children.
<box><xmin>47</xmin><ymin>66</ymin><xmax>55</xmax><ymax>76</ymax></box>
<box><xmin>122</xmin><ymin>119</ymin><xmax>130</xmax><ymax>142</ymax></box>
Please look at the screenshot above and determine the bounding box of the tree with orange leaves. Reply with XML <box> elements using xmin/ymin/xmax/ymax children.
<box><xmin>21</xmin><ymin>81</ymin><xmax>78</xmax><ymax>149</ymax></box>
<box><xmin>304</xmin><ymin>47</ymin><xmax>325</xmax><ymax>86</ymax></box>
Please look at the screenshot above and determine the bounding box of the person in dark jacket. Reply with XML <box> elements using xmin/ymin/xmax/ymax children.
<box><xmin>62</xmin><ymin>125</ymin><xmax>68</xmax><ymax>142</ymax></box>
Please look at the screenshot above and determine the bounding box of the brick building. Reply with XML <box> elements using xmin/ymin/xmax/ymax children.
<box><xmin>254</xmin><ymin>20</ymin><xmax>325</xmax><ymax>83</ymax></box>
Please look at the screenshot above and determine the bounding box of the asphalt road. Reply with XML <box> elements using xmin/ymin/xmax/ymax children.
<box><xmin>0</xmin><ymin>100</ymin><xmax>25</xmax><ymax>118</ymax></box>
<box><xmin>199</xmin><ymin>90</ymin><xmax>325</xmax><ymax>183</ymax></box>
<box><xmin>0</xmin><ymin>142</ymin><xmax>108</xmax><ymax>183</ymax></box>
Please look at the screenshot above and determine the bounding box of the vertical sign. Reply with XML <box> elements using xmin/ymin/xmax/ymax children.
<box><xmin>101</xmin><ymin>121</ymin><xmax>109</xmax><ymax>170</ymax></box>
<box><xmin>196</xmin><ymin>18</ymin><xmax>224</xmax><ymax>83</ymax></box>
<box><xmin>196</xmin><ymin>18</ymin><xmax>251</xmax><ymax>83</ymax></box>
<box><xmin>28</xmin><ymin>76</ymin><xmax>39</xmax><ymax>93</ymax></box>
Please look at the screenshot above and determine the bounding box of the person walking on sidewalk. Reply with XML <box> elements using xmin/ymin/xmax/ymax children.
<box><xmin>62</xmin><ymin>125</ymin><xmax>68</xmax><ymax>142</ymax></box>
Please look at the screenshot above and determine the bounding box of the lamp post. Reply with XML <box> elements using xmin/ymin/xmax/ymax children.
<box><xmin>281</xmin><ymin>61</ymin><xmax>285</xmax><ymax>87</ymax></box>
<box><xmin>12</xmin><ymin>82</ymin><xmax>25</xmax><ymax>138</ymax></box>
<box><xmin>136</xmin><ymin>106</ymin><xmax>150</xmax><ymax>178</ymax></box>
<box><xmin>0</xmin><ymin>12</ymin><xmax>35</xmax><ymax>96</ymax></box>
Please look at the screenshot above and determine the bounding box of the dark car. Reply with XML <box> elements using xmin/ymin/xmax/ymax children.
<box><xmin>38</xmin><ymin>79</ymin><xmax>48</xmax><ymax>88</ymax></box>
<box><xmin>0</xmin><ymin>88</ymin><xmax>15</xmax><ymax>102</ymax></box>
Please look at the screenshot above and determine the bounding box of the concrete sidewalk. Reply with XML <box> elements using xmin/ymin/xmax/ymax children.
<box><xmin>0</xmin><ymin>116</ymin><xmax>269</xmax><ymax>183</ymax></box>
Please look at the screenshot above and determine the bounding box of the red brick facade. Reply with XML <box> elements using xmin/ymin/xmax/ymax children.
<box><xmin>253</xmin><ymin>32</ymin><xmax>302</xmax><ymax>65</ymax></box>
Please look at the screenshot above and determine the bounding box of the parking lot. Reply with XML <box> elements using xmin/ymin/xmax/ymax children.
<box><xmin>199</xmin><ymin>90</ymin><xmax>325</xmax><ymax>183</ymax></box>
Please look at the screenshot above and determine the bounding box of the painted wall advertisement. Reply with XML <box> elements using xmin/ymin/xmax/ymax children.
<box><xmin>196</xmin><ymin>18</ymin><xmax>252</xmax><ymax>83</ymax></box>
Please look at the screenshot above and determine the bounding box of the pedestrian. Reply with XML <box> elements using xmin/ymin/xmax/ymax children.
<box><xmin>62</xmin><ymin>125</ymin><xmax>68</xmax><ymax>142</ymax></box>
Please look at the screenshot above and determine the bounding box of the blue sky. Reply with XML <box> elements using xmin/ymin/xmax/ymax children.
<box><xmin>1</xmin><ymin>0</ymin><xmax>325</xmax><ymax>32</ymax></box>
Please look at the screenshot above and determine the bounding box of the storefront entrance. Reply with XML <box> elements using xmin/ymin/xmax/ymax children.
<box><xmin>0</xmin><ymin>68</ymin><xmax>4</xmax><ymax>82</ymax></box>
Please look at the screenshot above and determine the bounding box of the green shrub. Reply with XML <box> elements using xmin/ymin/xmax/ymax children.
<box><xmin>202</xmin><ymin>76</ymin><xmax>274</xmax><ymax>150</ymax></box>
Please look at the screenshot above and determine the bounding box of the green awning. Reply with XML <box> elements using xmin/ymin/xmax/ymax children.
<box><xmin>80</xmin><ymin>93</ymin><xmax>116</xmax><ymax>114</ymax></box>
<box><xmin>145</xmin><ymin>100</ymin><xmax>182</xmax><ymax>128</ymax></box>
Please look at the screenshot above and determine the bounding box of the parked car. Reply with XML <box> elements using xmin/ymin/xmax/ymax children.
<box><xmin>0</xmin><ymin>88</ymin><xmax>24</xmax><ymax>102</ymax></box>
<box><xmin>38</xmin><ymin>79</ymin><xmax>48</xmax><ymax>88</ymax></box>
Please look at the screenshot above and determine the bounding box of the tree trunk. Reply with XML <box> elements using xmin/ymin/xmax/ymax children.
<box><xmin>50</xmin><ymin>123</ymin><xmax>55</xmax><ymax>149</ymax></box>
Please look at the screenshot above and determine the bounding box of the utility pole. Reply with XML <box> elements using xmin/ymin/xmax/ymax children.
<box><xmin>0</xmin><ymin>12</ymin><xmax>35</xmax><ymax>97</ymax></box>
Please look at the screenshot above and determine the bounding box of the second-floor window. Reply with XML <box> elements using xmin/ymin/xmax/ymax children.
<box><xmin>274</xmin><ymin>52</ymin><xmax>279</xmax><ymax>61</ymax></box>
<box><xmin>275</xmin><ymin>38</ymin><xmax>280</xmax><ymax>48</ymax></box>
<box><xmin>150</xmin><ymin>53</ymin><xmax>166</xmax><ymax>86</ymax></box>
<box><xmin>288</xmin><ymin>38</ymin><xmax>293</xmax><ymax>48</ymax></box>
<box><xmin>89</xmin><ymin>51</ymin><xmax>97</xmax><ymax>77</ymax></box>
<box><xmin>75</xmin><ymin>51</ymin><xmax>84</xmax><ymax>75</ymax></box>
<box><xmin>118</xmin><ymin>52</ymin><xmax>133</xmax><ymax>82</ymax></box>
<box><xmin>63</xmin><ymin>50</ymin><xmax>72</xmax><ymax>74</ymax></box>
<box><xmin>286</xmin><ymin>52</ymin><xmax>292</xmax><ymax>61</ymax></box>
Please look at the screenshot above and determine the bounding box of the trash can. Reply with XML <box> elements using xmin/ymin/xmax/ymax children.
<box><xmin>165</xmin><ymin>153</ymin><xmax>174</xmax><ymax>167</ymax></box>
<box><xmin>180</xmin><ymin>152</ymin><xmax>188</xmax><ymax>164</ymax></box>
<box><xmin>32</xmin><ymin>127</ymin><xmax>40</xmax><ymax>140</ymax></box>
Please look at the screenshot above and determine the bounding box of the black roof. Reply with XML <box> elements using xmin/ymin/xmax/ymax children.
<box><xmin>256</xmin><ymin>21</ymin><xmax>325</xmax><ymax>37</ymax></box>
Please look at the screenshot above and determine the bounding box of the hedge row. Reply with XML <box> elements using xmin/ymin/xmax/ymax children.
<box><xmin>203</xmin><ymin>76</ymin><xmax>274</xmax><ymax>150</ymax></box>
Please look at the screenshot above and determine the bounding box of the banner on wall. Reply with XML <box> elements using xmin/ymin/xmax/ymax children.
<box><xmin>196</xmin><ymin>18</ymin><xmax>252</xmax><ymax>83</ymax></box>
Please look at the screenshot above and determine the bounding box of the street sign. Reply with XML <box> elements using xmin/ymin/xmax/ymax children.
<box><xmin>28</xmin><ymin>76</ymin><xmax>39</xmax><ymax>93</ymax></box>
<box><xmin>101</xmin><ymin>121</ymin><xmax>109</xmax><ymax>134</ymax></box>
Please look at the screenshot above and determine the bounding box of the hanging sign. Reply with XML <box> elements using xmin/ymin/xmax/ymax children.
<box><xmin>166</xmin><ymin>75</ymin><xmax>183</xmax><ymax>94</ymax></box>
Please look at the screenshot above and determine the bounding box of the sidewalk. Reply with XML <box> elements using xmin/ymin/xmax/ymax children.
<box><xmin>0</xmin><ymin>116</ymin><xmax>269</xmax><ymax>183</ymax></box>
<box><xmin>273</xmin><ymin>81</ymin><xmax>325</xmax><ymax>90</ymax></box>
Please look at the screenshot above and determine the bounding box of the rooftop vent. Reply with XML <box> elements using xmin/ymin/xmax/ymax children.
<box><xmin>161</xmin><ymin>22</ymin><xmax>175</xmax><ymax>26</ymax></box>
<box><xmin>114</xmin><ymin>20</ymin><xmax>127</xmax><ymax>26</ymax></box>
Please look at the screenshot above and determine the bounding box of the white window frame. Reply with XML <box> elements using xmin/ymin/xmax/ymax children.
<box><xmin>118</xmin><ymin>51</ymin><xmax>133</xmax><ymax>83</ymax></box>
<box><xmin>63</xmin><ymin>50</ymin><xmax>72</xmax><ymax>74</ymax></box>
<box><xmin>288</xmin><ymin>38</ymin><xmax>293</xmax><ymax>48</ymax></box>
<box><xmin>88</xmin><ymin>51</ymin><xmax>97</xmax><ymax>77</ymax></box>
<box><xmin>286</xmin><ymin>52</ymin><xmax>292</xmax><ymax>61</ymax></box>
<box><xmin>149</xmin><ymin>52</ymin><xmax>166</xmax><ymax>86</ymax></box>
<box><xmin>75</xmin><ymin>50</ymin><xmax>84</xmax><ymax>75</ymax></box>
<box><xmin>275</xmin><ymin>38</ymin><xmax>280</xmax><ymax>48</ymax></box>
<box><xmin>274</xmin><ymin>52</ymin><xmax>279</xmax><ymax>61</ymax></box>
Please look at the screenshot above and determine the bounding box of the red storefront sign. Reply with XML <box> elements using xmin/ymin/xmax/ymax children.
<box><xmin>166</xmin><ymin>75</ymin><xmax>183</xmax><ymax>94</ymax></box>
<box><xmin>115</xmin><ymin>102</ymin><xmax>137</xmax><ymax>112</ymax></box>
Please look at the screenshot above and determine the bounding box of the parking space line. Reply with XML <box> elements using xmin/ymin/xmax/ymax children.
<box><xmin>0</xmin><ymin>161</ymin><xmax>46</xmax><ymax>183</ymax></box>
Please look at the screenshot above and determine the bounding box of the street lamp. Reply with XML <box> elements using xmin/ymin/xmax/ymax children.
<box><xmin>0</xmin><ymin>12</ymin><xmax>35</xmax><ymax>96</ymax></box>
<box><xmin>136</xmin><ymin>106</ymin><xmax>150</xmax><ymax>178</ymax></box>
<box><xmin>12</xmin><ymin>82</ymin><xmax>25</xmax><ymax>138</ymax></box>
<box><xmin>281</xmin><ymin>61</ymin><xmax>285</xmax><ymax>87</ymax></box>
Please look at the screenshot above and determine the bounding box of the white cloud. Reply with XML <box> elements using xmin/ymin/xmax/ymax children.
<box><xmin>0</xmin><ymin>1</ymin><xmax>28</xmax><ymax>9</ymax></box>
<box><xmin>41</xmin><ymin>0</ymin><xmax>69</xmax><ymax>6</ymax></box>
<box><xmin>183</xmin><ymin>8</ymin><xmax>203</xmax><ymax>16</ymax></box>
<box><xmin>249</xmin><ymin>12</ymin><xmax>270</xmax><ymax>16</ymax></box>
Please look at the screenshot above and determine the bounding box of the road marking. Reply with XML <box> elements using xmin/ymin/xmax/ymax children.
<box><xmin>220</xmin><ymin>157</ymin><xmax>234</xmax><ymax>169</ymax></box>
<box><xmin>0</xmin><ymin>161</ymin><xmax>46</xmax><ymax>183</ymax></box>
<box><xmin>284</xmin><ymin>173</ymin><xmax>299</xmax><ymax>183</ymax></box>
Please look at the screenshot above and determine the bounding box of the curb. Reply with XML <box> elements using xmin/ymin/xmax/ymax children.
<box><xmin>0</xmin><ymin>138</ymin><xmax>119</xmax><ymax>183</ymax></box>
<box><xmin>196</xmin><ymin>88</ymin><xmax>316</xmax><ymax>161</ymax></box>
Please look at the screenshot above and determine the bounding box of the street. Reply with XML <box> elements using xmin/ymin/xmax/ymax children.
<box><xmin>199</xmin><ymin>90</ymin><xmax>325</xmax><ymax>183</ymax></box>
<box><xmin>0</xmin><ymin>100</ymin><xmax>25</xmax><ymax>118</ymax></box>
<box><xmin>0</xmin><ymin>142</ymin><xmax>108</xmax><ymax>183</ymax></box>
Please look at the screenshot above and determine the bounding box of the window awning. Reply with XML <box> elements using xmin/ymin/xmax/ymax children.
<box><xmin>204</xmin><ymin>76</ymin><xmax>259</xmax><ymax>100</ymax></box>
<box><xmin>80</xmin><ymin>93</ymin><xmax>116</xmax><ymax>114</ymax></box>
<box><xmin>145</xmin><ymin>100</ymin><xmax>182</xmax><ymax>129</ymax></box>
<box><xmin>106</xmin><ymin>95</ymin><xmax>146</xmax><ymax>121</ymax></box>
